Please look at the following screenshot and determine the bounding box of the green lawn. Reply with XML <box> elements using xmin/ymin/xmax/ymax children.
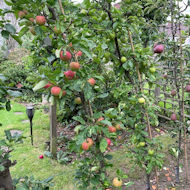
<box><xmin>0</xmin><ymin>102</ymin><xmax>75</xmax><ymax>190</ymax></box>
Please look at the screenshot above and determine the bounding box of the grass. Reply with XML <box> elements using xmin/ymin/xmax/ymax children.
<box><xmin>0</xmin><ymin>102</ymin><xmax>75</xmax><ymax>190</ymax></box>
<box><xmin>0</xmin><ymin>102</ymin><xmax>176</xmax><ymax>190</ymax></box>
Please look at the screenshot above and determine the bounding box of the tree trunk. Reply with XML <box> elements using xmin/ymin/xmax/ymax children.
<box><xmin>0</xmin><ymin>160</ymin><xmax>14</xmax><ymax>190</ymax></box>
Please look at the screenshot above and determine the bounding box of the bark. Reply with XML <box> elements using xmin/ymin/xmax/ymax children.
<box><xmin>0</xmin><ymin>160</ymin><xmax>15</xmax><ymax>190</ymax></box>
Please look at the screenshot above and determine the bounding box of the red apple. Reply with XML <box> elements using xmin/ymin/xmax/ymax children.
<box><xmin>29</xmin><ymin>18</ymin><xmax>34</xmax><ymax>22</ymax></box>
<box><xmin>39</xmin><ymin>155</ymin><xmax>44</xmax><ymax>159</ymax></box>
<box><xmin>108</xmin><ymin>126</ymin><xmax>116</xmax><ymax>133</ymax></box>
<box><xmin>106</xmin><ymin>138</ymin><xmax>111</xmax><ymax>146</ymax></box>
<box><xmin>186</xmin><ymin>85</ymin><xmax>190</xmax><ymax>92</ymax></box>
<box><xmin>36</xmin><ymin>16</ymin><xmax>46</xmax><ymax>25</ymax></box>
<box><xmin>62</xmin><ymin>90</ymin><xmax>66</xmax><ymax>96</ymax></box>
<box><xmin>76</xmin><ymin>51</ymin><xmax>82</xmax><ymax>56</ymax></box>
<box><xmin>154</xmin><ymin>44</ymin><xmax>164</xmax><ymax>54</ymax></box>
<box><xmin>97</xmin><ymin>117</ymin><xmax>104</xmax><ymax>122</ymax></box>
<box><xmin>171</xmin><ymin>113</ymin><xmax>177</xmax><ymax>121</ymax></box>
<box><xmin>86</xmin><ymin>138</ymin><xmax>93</xmax><ymax>147</ymax></box>
<box><xmin>82</xmin><ymin>142</ymin><xmax>89</xmax><ymax>151</ymax></box>
<box><xmin>51</xmin><ymin>86</ymin><xmax>61</xmax><ymax>96</ymax></box>
<box><xmin>18</xmin><ymin>11</ymin><xmax>26</xmax><ymax>18</ymax></box>
<box><xmin>64</xmin><ymin>70</ymin><xmax>76</xmax><ymax>80</ymax></box>
<box><xmin>88</xmin><ymin>78</ymin><xmax>96</xmax><ymax>86</ymax></box>
<box><xmin>70</xmin><ymin>62</ymin><xmax>80</xmax><ymax>70</ymax></box>
<box><xmin>60</xmin><ymin>50</ymin><xmax>72</xmax><ymax>61</ymax></box>
<box><xmin>171</xmin><ymin>90</ymin><xmax>176</xmax><ymax>96</ymax></box>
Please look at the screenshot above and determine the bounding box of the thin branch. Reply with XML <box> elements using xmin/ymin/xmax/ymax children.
<box><xmin>58</xmin><ymin>0</ymin><xmax>64</xmax><ymax>15</ymax></box>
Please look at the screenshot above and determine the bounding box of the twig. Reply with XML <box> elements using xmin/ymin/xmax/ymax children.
<box><xmin>58</xmin><ymin>0</ymin><xmax>64</xmax><ymax>15</ymax></box>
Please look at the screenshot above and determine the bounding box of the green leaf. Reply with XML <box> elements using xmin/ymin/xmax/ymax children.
<box><xmin>11</xmin><ymin>35</ymin><xmax>22</xmax><ymax>45</ymax></box>
<box><xmin>5</xmin><ymin>24</ymin><xmax>16</xmax><ymax>34</ymax></box>
<box><xmin>19</xmin><ymin>27</ymin><xmax>29</xmax><ymax>37</ymax></box>
<box><xmin>105</xmin><ymin>154</ymin><xmax>113</xmax><ymax>160</ymax></box>
<box><xmin>72</xmin><ymin>116</ymin><xmax>85</xmax><ymax>125</ymax></box>
<box><xmin>0</xmin><ymin>74</ymin><xmax>7</xmax><ymax>81</ymax></box>
<box><xmin>97</xmin><ymin>93</ymin><xmax>109</xmax><ymax>98</ymax></box>
<box><xmin>7</xmin><ymin>90</ymin><xmax>22</xmax><ymax>97</ymax></box>
<box><xmin>1</xmin><ymin>30</ymin><xmax>10</xmax><ymax>39</ymax></box>
<box><xmin>0</xmin><ymin>165</ymin><xmax>5</xmax><ymax>172</ymax></box>
<box><xmin>49</xmin><ymin>96</ymin><xmax>54</xmax><ymax>106</ymax></box>
<box><xmin>100</xmin><ymin>120</ymin><xmax>112</xmax><ymax>126</ymax></box>
<box><xmin>100</xmin><ymin>138</ymin><xmax>108</xmax><ymax>153</ymax></box>
<box><xmin>33</xmin><ymin>80</ymin><xmax>48</xmax><ymax>91</ymax></box>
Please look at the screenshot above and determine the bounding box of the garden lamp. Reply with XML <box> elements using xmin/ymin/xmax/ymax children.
<box><xmin>26</xmin><ymin>106</ymin><xmax>35</xmax><ymax>145</ymax></box>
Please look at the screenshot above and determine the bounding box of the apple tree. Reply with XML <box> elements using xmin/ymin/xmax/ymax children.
<box><xmin>3</xmin><ymin>0</ymin><xmax>173</xmax><ymax>189</ymax></box>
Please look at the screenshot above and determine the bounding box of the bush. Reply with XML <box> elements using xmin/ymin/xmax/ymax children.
<box><xmin>0</xmin><ymin>49</ymin><xmax>41</xmax><ymax>102</ymax></box>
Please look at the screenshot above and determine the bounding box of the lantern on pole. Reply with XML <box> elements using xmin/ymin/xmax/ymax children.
<box><xmin>26</xmin><ymin>106</ymin><xmax>35</xmax><ymax>145</ymax></box>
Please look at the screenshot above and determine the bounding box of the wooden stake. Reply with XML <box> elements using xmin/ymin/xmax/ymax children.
<box><xmin>179</xmin><ymin>21</ymin><xmax>189</xmax><ymax>184</ymax></box>
<box><xmin>50</xmin><ymin>99</ymin><xmax>57</xmax><ymax>157</ymax></box>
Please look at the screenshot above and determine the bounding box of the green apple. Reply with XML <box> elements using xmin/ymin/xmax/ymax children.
<box><xmin>104</xmin><ymin>52</ymin><xmax>111</xmax><ymax>59</ymax></box>
<box><xmin>110</xmin><ymin>33</ymin><xmax>115</xmax><ymax>39</ymax></box>
<box><xmin>138</xmin><ymin>97</ymin><xmax>145</xmax><ymax>104</ymax></box>
<box><xmin>149</xmin><ymin>67</ymin><xmax>156</xmax><ymax>73</ymax></box>
<box><xmin>121</xmin><ymin>56</ymin><xmax>127</xmax><ymax>63</ymax></box>
<box><xmin>148</xmin><ymin>149</ymin><xmax>154</xmax><ymax>155</ymax></box>
<box><xmin>139</xmin><ymin>142</ymin><xmax>145</xmax><ymax>147</ymax></box>
<box><xmin>81</xmin><ymin>9</ymin><xmax>87</xmax><ymax>15</ymax></box>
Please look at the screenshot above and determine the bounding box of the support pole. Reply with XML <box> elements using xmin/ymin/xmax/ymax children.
<box><xmin>50</xmin><ymin>99</ymin><xmax>57</xmax><ymax>157</ymax></box>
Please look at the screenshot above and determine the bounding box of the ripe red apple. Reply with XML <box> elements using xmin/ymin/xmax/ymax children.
<box><xmin>64</xmin><ymin>70</ymin><xmax>76</xmax><ymax>80</ymax></box>
<box><xmin>171</xmin><ymin>113</ymin><xmax>177</xmax><ymax>121</ymax></box>
<box><xmin>108</xmin><ymin>126</ymin><xmax>116</xmax><ymax>133</ymax></box>
<box><xmin>62</xmin><ymin>90</ymin><xmax>66</xmax><ymax>96</ymax></box>
<box><xmin>51</xmin><ymin>86</ymin><xmax>61</xmax><ymax>96</ymax></box>
<box><xmin>70</xmin><ymin>62</ymin><xmax>80</xmax><ymax>70</ymax></box>
<box><xmin>36</xmin><ymin>16</ymin><xmax>46</xmax><ymax>25</ymax></box>
<box><xmin>29</xmin><ymin>18</ymin><xmax>34</xmax><ymax>22</ymax></box>
<box><xmin>18</xmin><ymin>11</ymin><xmax>26</xmax><ymax>18</ymax></box>
<box><xmin>106</xmin><ymin>138</ymin><xmax>111</xmax><ymax>146</ymax></box>
<box><xmin>171</xmin><ymin>90</ymin><xmax>176</xmax><ymax>96</ymax></box>
<box><xmin>97</xmin><ymin>117</ymin><xmax>104</xmax><ymax>122</ymax></box>
<box><xmin>186</xmin><ymin>85</ymin><xmax>190</xmax><ymax>92</ymax></box>
<box><xmin>82</xmin><ymin>142</ymin><xmax>89</xmax><ymax>151</ymax></box>
<box><xmin>74</xmin><ymin>97</ymin><xmax>82</xmax><ymax>104</ymax></box>
<box><xmin>76</xmin><ymin>51</ymin><xmax>82</xmax><ymax>56</ymax></box>
<box><xmin>86</xmin><ymin>138</ymin><xmax>93</xmax><ymax>147</ymax></box>
<box><xmin>88</xmin><ymin>78</ymin><xmax>96</xmax><ymax>86</ymax></box>
<box><xmin>44</xmin><ymin>83</ymin><xmax>52</xmax><ymax>89</ymax></box>
<box><xmin>39</xmin><ymin>155</ymin><xmax>44</xmax><ymax>159</ymax></box>
<box><xmin>60</xmin><ymin>50</ymin><xmax>72</xmax><ymax>61</ymax></box>
<box><xmin>154</xmin><ymin>44</ymin><xmax>164</xmax><ymax>54</ymax></box>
